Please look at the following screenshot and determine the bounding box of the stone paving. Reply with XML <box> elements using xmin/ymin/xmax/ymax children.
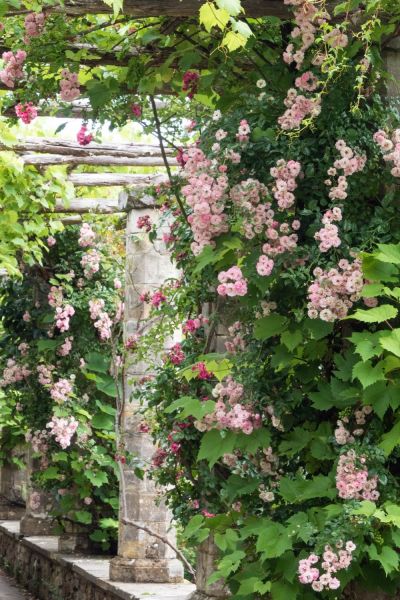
<box><xmin>0</xmin><ymin>568</ymin><xmax>37</xmax><ymax>600</ymax></box>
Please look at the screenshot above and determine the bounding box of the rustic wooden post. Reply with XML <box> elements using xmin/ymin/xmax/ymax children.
<box><xmin>109</xmin><ymin>202</ymin><xmax>184</xmax><ymax>583</ymax></box>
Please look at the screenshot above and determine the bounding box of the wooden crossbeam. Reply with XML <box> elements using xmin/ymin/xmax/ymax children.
<box><xmin>54</xmin><ymin>198</ymin><xmax>120</xmax><ymax>213</ymax></box>
<box><xmin>9</xmin><ymin>1</ymin><xmax>289</xmax><ymax>18</ymax></box>
<box><xmin>22</xmin><ymin>153</ymin><xmax>171</xmax><ymax>167</ymax></box>
<box><xmin>67</xmin><ymin>172</ymin><xmax>166</xmax><ymax>186</ymax></box>
<box><xmin>6</xmin><ymin>138</ymin><xmax>170</xmax><ymax>158</ymax></box>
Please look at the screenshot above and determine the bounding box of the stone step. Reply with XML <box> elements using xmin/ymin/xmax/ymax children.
<box><xmin>0</xmin><ymin>520</ymin><xmax>196</xmax><ymax>600</ymax></box>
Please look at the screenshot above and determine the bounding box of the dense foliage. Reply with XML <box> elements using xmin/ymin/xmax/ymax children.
<box><xmin>0</xmin><ymin>224</ymin><xmax>124</xmax><ymax>550</ymax></box>
<box><xmin>2</xmin><ymin>0</ymin><xmax>400</xmax><ymax>598</ymax></box>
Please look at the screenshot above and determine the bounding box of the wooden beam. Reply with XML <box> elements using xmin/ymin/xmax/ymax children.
<box><xmin>54</xmin><ymin>197</ymin><xmax>121</xmax><ymax>213</ymax></box>
<box><xmin>67</xmin><ymin>172</ymin><xmax>166</xmax><ymax>186</ymax></box>
<box><xmin>22</xmin><ymin>153</ymin><xmax>172</xmax><ymax>167</ymax></box>
<box><xmin>9</xmin><ymin>1</ymin><xmax>289</xmax><ymax>18</ymax></box>
<box><xmin>6</xmin><ymin>138</ymin><xmax>171</xmax><ymax>158</ymax></box>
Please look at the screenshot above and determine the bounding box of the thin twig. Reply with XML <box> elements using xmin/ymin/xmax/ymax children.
<box><xmin>149</xmin><ymin>95</ymin><xmax>188</xmax><ymax>223</ymax></box>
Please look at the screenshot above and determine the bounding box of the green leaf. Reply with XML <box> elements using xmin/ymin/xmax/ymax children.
<box><xmin>254</xmin><ymin>314</ymin><xmax>288</xmax><ymax>340</ymax></box>
<box><xmin>257</xmin><ymin>522</ymin><xmax>292</xmax><ymax>559</ymax></box>
<box><xmin>37</xmin><ymin>339</ymin><xmax>62</xmax><ymax>352</ymax></box>
<box><xmin>349</xmin><ymin>304</ymin><xmax>398</xmax><ymax>324</ymax></box>
<box><xmin>379</xmin><ymin>420</ymin><xmax>400</xmax><ymax>455</ymax></box>
<box><xmin>92</xmin><ymin>412</ymin><xmax>115</xmax><ymax>431</ymax></box>
<box><xmin>198</xmin><ymin>430</ymin><xmax>236</xmax><ymax>467</ymax></box>
<box><xmin>99</xmin><ymin>518</ymin><xmax>118</xmax><ymax>529</ymax></box>
<box><xmin>279</xmin><ymin>475</ymin><xmax>336</xmax><ymax>503</ymax></box>
<box><xmin>75</xmin><ymin>510</ymin><xmax>92</xmax><ymax>525</ymax></box>
<box><xmin>376</xmin><ymin>243</ymin><xmax>400</xmax><ymax>265</ymax></box>
<box><xmin>200</xmin><ymin>1</ymin><xmax>230</xmax><ymax>31</ymax></box>
<box><xmin>42</xmin><ymin>466</ymin><xmax>60</xmax><ymax>480</ymax></box>
<box><xmin>165</xmin><ymin>396</ymin><xmax>215</xmax><ymax>419</ymax></box>
<box><xmin>361</xmin><ymin>254</ymin><xmax>398</xmax><ymax>282</ymax></box>
<box><xmin>217</xmin><ymin>550</ymin><xmax>246</xmax><ymax>576</ymax></box>
<box><xmin>183</xmin><ymin>514</ymin><xmax>205</xmax><ymax>538</ymax></box>
<box><xmin>238</xmin><ymin>577</ymin><xmax>271</xmax><ymax>595</ymax></box>
<box><xmin>215</xmin><ymin>0</ymin><xmax>242</xmax><ymax>15</ymax></box>
<box><xmin>279</xmin><ymin>428</ymin><xmax>312</xmax><ymax>457</ymax></box>
<box><xmin>380</xmin><ymin>329</ymin><xmax>400</xmax><ymax>358</ymax></box>
<box><xmin>221</xmin><ymin>30</ymin><xmax>247</xmax><ymax>51</ymax></box>
<box><xmin>270</xmin><ymin>581</ymin><xmax>299</xmax><ymax>600</ymax></box>
<box><xmin>352</xmin><ymin>360</ymin><xmax>386</xmax><ymax>389</ymax></box>
<box><xmin>367</xmin><ymin>544</ymin><xmax>399</xmax><ymax>576</ymax></box>
<box><xmin>85</xmin><ymin>470</ymin><xmax>109</xmax><ymax>487</ymax></box>
<box><xmin>281</xmin><ymin>330</ymin><xmax>303</xmax><ymax>351</ymax></box>
<box><xmin>85</xmin><ymin>352</ymin><xmax>111</xmax><ymax>374</ymax></box>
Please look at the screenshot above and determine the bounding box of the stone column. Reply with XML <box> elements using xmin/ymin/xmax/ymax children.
<box><xmin>189</xmin><ymin>537</ymin><xmax>229</xmax><ymax>600</ymax></box>
<box><xmin>0</xmin><ymin>442</ymin><xmax>27</xmax><ymax>520</ymax></box>
<box><xmin>109</xmin><ymin>204</ymin><xmax>184</xmax><ymax>583</ymax></box>
<box><xmin>20</xmin><ymin>448</ymin><xmax>54</xmax><ymax>536</ymax></box>
<box><xmin>384</xmin><ymin>37</ymin><xmax>400</xmax><ymax>98</ymax></box>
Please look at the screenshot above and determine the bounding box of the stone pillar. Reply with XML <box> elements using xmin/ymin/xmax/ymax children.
<box><xmin>58</xmin><ymin>522</ymin><xmax>90</xmax><ymax>553</ymax></box>
<box><xmin>109</xmin><ymin>205</ymin><xmax>184</xmax><ymax>583</ymax></box>
<box><xmin>20</xmin><ymin>449</ymin><xmax>54</xmax><ymax>536</ymax></box>
<box><xmin>0</xmin><ymin>442</ymin><xmax>27</xmax><ymax>520</ymax></box>
<box><xmin>189</xmin><ymin>537</ymin><xmax>229</xmax><ymax>600</ymax></box>
<box><xmin>384</xmin><ymin>37</ymin><xmax>400</xmax><ymax>98</ymax></box>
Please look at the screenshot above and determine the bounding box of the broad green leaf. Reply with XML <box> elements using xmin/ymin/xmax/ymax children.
<box><xmin>380</xmin><ymin>329</ymin><xmax>400</xmax><ymax>357</ymax></box>
<box><xmin>75</xmin><ymin>510</ymin><xmax>92</xmax><ymax>525</ymax></box>
<box><xmin>216</xmin><ymin>0</ymin><xmax>242</xmax><ymax>15</ymax></box>
<box><xmin>221</xmin><ymin>30</ymin><xmax>247</xmax><ymax>51</ymax></box>
<box><xmin>37</xmin><ymin>339</ymin><xmax>62</xmax><ymax>352</ymax></box>
<box><xmin>352</xmin><ymin>360</ymin><xmax>386</xmax><ymax>389</ymax></box>
<box><xmin>165</xmin><ymin>396</ymin><xmax>215</xmax><ymax>419</ymax></box>
<box><xmin>361</xmin><ymin>254</ymin><xmax>398</xmax><ymax>282</ymax></box>
<box><xmin>279</xmin><ymin>475</ymin><xmax>336</xmax><ymax>503</ymax></box>
<box><xmin>279</xmin><ymin>428</ymin><xmax>312</xmax><ymax>457</ymax></box>
<box><xmin>217</xmin><ymin>550</ymin><xmax>246</xmax><ymax>576</ymax></box>
<box><xmin>85</xmin><ymin>470</ymin><xmax>109</xmax><ymax>487</ymax></box>
<box><xmin>270</xmin><ymin>581</ymin><xmax>299</xmax><ymax>600</ymax></box>
<box><xmin>281</xmin><ymin>330</ymin><xmax>303</xmax><ymax>351</ymax></box>
<box><xmin>349</xmin><ymin>304</ymin><xmax>398</xmax><ymax>324</ymax></box>
<box><xmin>99</xmin><ymin>518</ymin><xmax>118</xmax><ymax>529</ymax></box>
<box><xmin>85</xmin><ymin>352</ymin><xmax>111</xmax><ymax>374</ymax></box>
<box><xmin>256</xmin><ymin>522</ymin><xmax>292</xmax><ymax>559</ymax></box>
<box><xmin>183</xmin><ymin>514</ymin><xmax>205</xmax><ymax>538</ymax></box>
<box><xmin>254</xmin><ymin>314</ymin><xmax>288</xmax><ymax>340</ymax></box>
<box><xmin>376</xmin><ymin>243</ymin><xmax>400</xmax><ymax>265</ymax></box>
<box><xmin>92</xmin><ymin>412</ymin><xmax>115</xmax><ymax>431</ymax></box>
<box><xmin>200</xmin><ymin>2</ymin><xmax>230</xmax><ymax>31</ymax></box>
<box><xmin>379</xmin><ymin>420</ymin><xmax>400</xmax><ymax>455</ymax></box>
<box><xmin>238</xmin><ymin>577</ymin><xmax>271</xmax><ymax>595</ymax></box>
<box><xmin>198</xmin><ymin>430</ymin><xmax>236</xmax><ymax>467</ymax></box>
<box><xmin>367</xmin><ymin>544</ymin><xmax>399</xmax><ymax>576</ymax></box>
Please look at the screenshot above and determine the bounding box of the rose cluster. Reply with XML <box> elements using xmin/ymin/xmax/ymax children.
<box><xmin>60</xmin><ymin>68</ymin><xmax>80</xmax><ymax>102</ymax></box>
<box><xmin>15</xmin><ymin>102</ymin><xmax>38</xmax><ymax>124</ymax></box>
<box><xmin>182</xmin><ymin>147</ymin><xmax>229</xmax><ymax>255</ymax></box>
<box><xmin>307</xmin><ymin>258</ymin><xmax>363</xmax><ymax>321</ymax></box>
<box><xmin>78</xmin><ymin>223</ymin><xmax>96</xmax><ymax>247</ymax></box>
<box><xmin>336</xmin><ymin>450</ymin><xmax>379</xmax><ymax>501</ymax></box>
<box><xmin>217</xmin><ymin>266</ymin><xmax>248</xmax><ymax>297</ymax></box>
<box><xmin>47</xmin><ymin>415</ymin><xmax>78</xmax><ymax>449</ymax></box>
<box><xmin>298</xmin><ymin>541</ymin><xmax>356</xmax><ymax>592</ymax></box>
<box><xmin>0</xmin><ymin>50</ymin><xmax>27</xmax><ymax>88</ymax></box>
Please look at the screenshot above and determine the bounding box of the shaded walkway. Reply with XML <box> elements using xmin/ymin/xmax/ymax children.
<box><xmin>0</xmin><ymin>568</ymin><xmax>36</xmax><ymax>600</ymax></box>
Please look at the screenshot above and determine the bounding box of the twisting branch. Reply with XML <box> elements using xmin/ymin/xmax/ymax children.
<box><xmin>121</xmin><ymin>516</ymin><xmax>196</xmax><ymax>578</ymax></box>
<box><xmin>149</xmin><ymin>95</ymin><xmax>188</xmax><ymax>223</ymax></box>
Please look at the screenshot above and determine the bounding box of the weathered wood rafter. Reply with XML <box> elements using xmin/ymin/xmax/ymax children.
<box><xmin>10</xmin><ymin>1</ymin><xmax>289</xmax><ymax>18</ymax></box>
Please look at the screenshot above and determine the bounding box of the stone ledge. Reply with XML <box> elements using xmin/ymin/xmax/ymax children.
<box><xmin>0</xmin><ymin>520</ymin><xmax>195</xmax><ymax>600</ymax></box>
